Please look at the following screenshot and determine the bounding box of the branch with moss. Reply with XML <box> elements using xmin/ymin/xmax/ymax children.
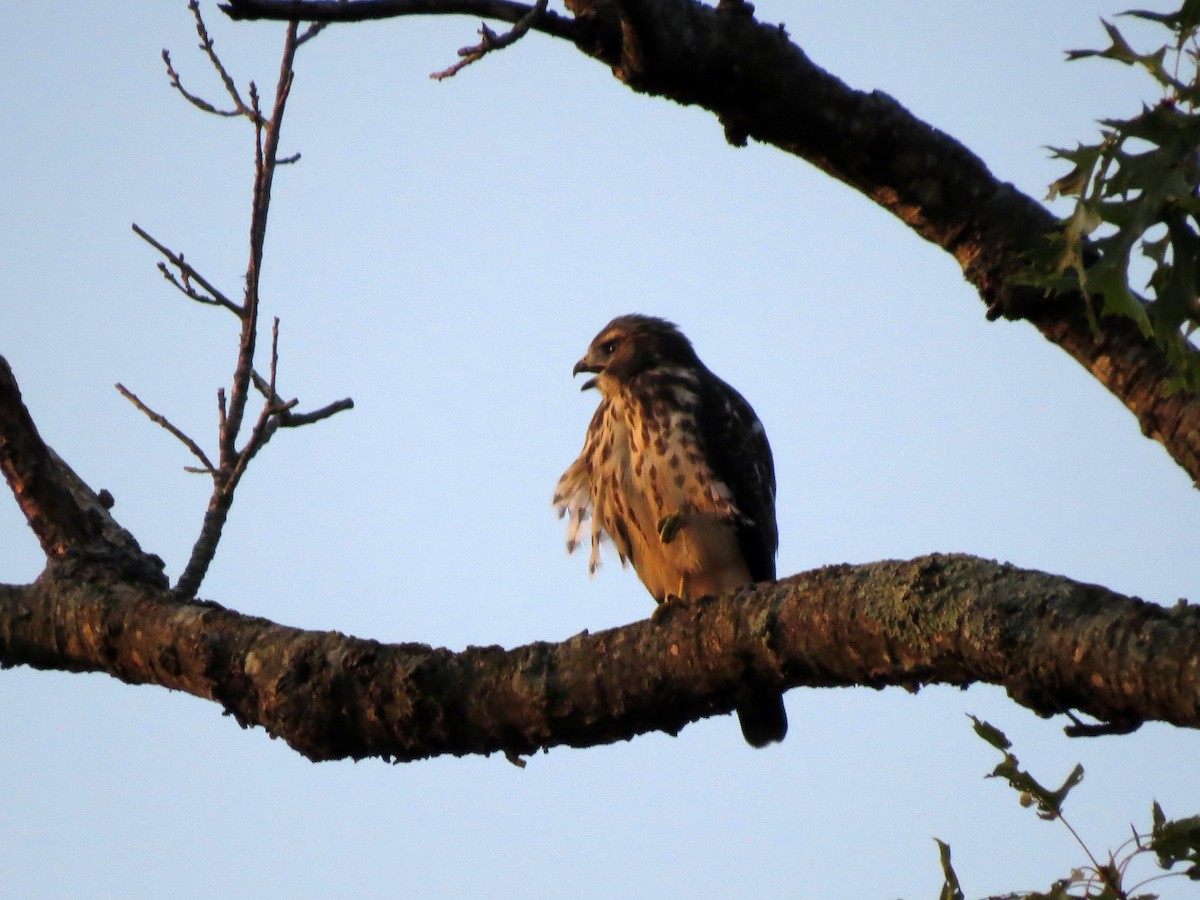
<box><xmin>2</xmin><ymin>533</ymin><xmax>1197</xmax><ymax>762</ymax></box>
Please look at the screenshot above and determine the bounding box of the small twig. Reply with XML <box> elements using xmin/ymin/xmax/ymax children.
<box><xmin>132</xmin><ymin>223</ymin><xmax>243</xmax><ymax>316</ymax></box>
<box><xmin>231</xmin><ymin>319</ymin><xmax>287</xmax><ymax>481</ymax></box>
<box><xmin>188</xmin><ymin>0</ymin><xmax>265</xmax><ymax>124</ymax></box>
<box><xmin>279</xmin><ymin>396</ymin><xmax>355</xmax><ymax>426</ymax></box>
<box><xmin>251</xmin><ymin>369</ymin><xmax>355</xmax><ymax>426</ymax></box>
<box><xmin>297</xmin><ymin>21</ymin><xmax>328</xmax><ymax>46</ymax></box>
<box><xmin>162</xmin><ymin>48</ymin><xmax>241</xmax><ymax>116</ymax></box>
<box><xmin>1063</xmin><ymin>709</ymin><xmax>1143</xmax><ymax>737</ymax></box>
<box><xmin>268</xmin><ymin>317</ymin><xmax>280</xmax><ymax>400</ymax></box>
<box><xmin>431</xmin><ymin>0</ymin><xmax>547</xmax><ymax>80</ymax></box>
<box><xmin>116</xmin><ymin>384</ymin><xmax>217</xmax><ymax>476</ymax></box>
<box><xmin>161</xmin><ymin>2</ymin><xmax>269</xmax><ymax>125</ymax></box>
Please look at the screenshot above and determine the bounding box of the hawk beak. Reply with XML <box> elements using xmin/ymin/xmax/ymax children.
<box><xmin>573</xmin><ymin>357</ymin><xmax>600</xmax><ymax>391</ymax></box>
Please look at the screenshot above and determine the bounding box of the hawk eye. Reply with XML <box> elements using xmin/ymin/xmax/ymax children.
<box><xmin>600</xmin><ymin>339</ymin><xmax>619</xmax><ymax>355</ymax></box>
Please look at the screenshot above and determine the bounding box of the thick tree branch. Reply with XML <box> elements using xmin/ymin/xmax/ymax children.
<box><xmin>2</xmin><ymin>553</ymin><xmax>1196</xmax><ymax>762</ymax></box>
<box><xmin>221</xmin><ymin>0</ymin><xmax>1200</xmax><ymax>485</ymax></box>
<box><xmin>0</xmin><ymin>356</ymin><xmax>166</xmax><ymax>584</ymax></box>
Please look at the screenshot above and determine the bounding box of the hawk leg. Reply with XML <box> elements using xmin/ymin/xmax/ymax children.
<box><xmin>656</xmin><ymin>512</ymin><xmax>684</xmax><ymax>544</ymax></box>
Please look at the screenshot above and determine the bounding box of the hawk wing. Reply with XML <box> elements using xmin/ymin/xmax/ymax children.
<box><xmin>694</xmin><ymin>370</ymin><xmax>777</xmax><ymax>583</ymax></box>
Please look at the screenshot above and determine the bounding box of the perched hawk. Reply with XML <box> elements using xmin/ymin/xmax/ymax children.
<box><xmin>553</xmin><ymin>314</ymin><xmax>787</xmax><ymax>747</ymax></box>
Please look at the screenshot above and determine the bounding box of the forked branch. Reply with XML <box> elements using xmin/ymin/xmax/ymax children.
<box><xmin>122</xmin><ymin>7</ymin><xmax>351</xmax><ymax>599</ymax></box>
<box><xmin>431</xmin><ymin>0</ymin><xmax>548</xmax><ymax>80</ymax></box>
<box><xmin>131</xmin><ymin>223</ymin><xmax>242</xmax><ymax>315</ymax></box>
<box><xmin>165</xmin><ymin>0</ymin><xmax>265</xmax><ymax>122</ymax></box>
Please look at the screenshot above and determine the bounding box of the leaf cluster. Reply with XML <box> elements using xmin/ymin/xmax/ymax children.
<box><xmin>1035</xmin><ymin>3</ymin><xmax>1200</xmax><ymax>391</ymax></box>
<box><xmin>931</xmin><ymin>718</ymin><xmax>1200</xmax><ymax>899</ymax></box>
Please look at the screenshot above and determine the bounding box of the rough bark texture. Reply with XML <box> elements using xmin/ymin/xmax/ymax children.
<box><xmin>221</xmin><ymin>0</ymin><xmax>1200</xmax><ymax>482</ymax></box>
<box><xmin>3</xmin><ymin>554</ymin><xmax>1198</xmax><ymax>762</ymax></box>
<box><xmin>0</xmin><ymin>358</ymin><xmax>166</xmax><ymax>584</ymax></box>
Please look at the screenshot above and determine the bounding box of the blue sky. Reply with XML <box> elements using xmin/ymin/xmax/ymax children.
<box><xmin>2</xmin><ymin>3</ymin><xmax>1197</xmax><ymax>897</ymax></box>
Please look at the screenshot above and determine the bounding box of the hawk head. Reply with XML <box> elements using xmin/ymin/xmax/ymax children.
<box><xmin>572</xmin><ymin>314</ymin><xmax>700</xmax><ymax>393</ymax></box>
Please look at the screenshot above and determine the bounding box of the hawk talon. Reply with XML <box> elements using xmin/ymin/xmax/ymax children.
<box><xmin>657</xmin><ymin>512</ymin><xmax>684</xmax><ymax>544</ymax></box>
<box><xmin>651</xmin><ymin>592</ymin><xmax>690</xmax><ymax>623</ymax></box>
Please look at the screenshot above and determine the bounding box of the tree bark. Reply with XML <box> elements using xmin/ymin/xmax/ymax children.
<box><xmin>3</xmin><ymin>551</ymin><xmax>1197</xmax><ymax>762</ymax></box>
<box><xmin>221</xmin><ymin>0</ymin><xmax>1200</xmax><ymax>484</ymax></box>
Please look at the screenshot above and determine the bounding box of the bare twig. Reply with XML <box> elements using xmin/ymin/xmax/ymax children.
<box><xmin>231</xmin><ymin>319</ymin><xmax>291</xmax><ymax>482</ymax></box>
<box><xmin>115</xmin><ymin>384</ymin><xmax>217</xmax><ymax>476</ymax></box>
<box><xmin>297</xmin><ymin>21</ymin><xmax>328</xmax><ymax>45</ymax></box>
<box><xmin>189</xmin><ymin>0</ymin><xmax>265</xmax><ymax>123</ymax></box>
<box><xmin>1062</xmin><ymin>708</ymin><xmax>1143</xmax><ymax>738</ymax></box>
<box><xmin>431</xmin><ymin>0</ymin><xmax>547</xmax><ymax>80</ymax></box>
<box><xmin>132</xmin><ymin>223</ymin><xmax>243</xmax><ymax>316</ymax></box>
<box><xmin>251</xmin><ymin>369</ymin><xmax>355</xmax><ymax>426</ymax></box>
<box><xmin>132</xmin><ymin>5</ymin><xmax>347</xmax><ymax>599</ymax></box>
<box><xmin>162</xmin><ymin>48</ymin><xmax>241</xmax><ymax>116</ymax></box>
<box><xmin>161</xmin><ymin>1</ymin><xmax>277</xmax><ymax>125</ymax></box>
<box><xmin>174</xmin><ymin>19</ymin><xmax>303</xmax><ymax>601</ymax></box>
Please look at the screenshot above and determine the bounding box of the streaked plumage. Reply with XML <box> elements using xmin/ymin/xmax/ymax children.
<box><xmin>553</xmin><ymin>314</ymin><xmax>787</xmax><ymax>747</ymax></box>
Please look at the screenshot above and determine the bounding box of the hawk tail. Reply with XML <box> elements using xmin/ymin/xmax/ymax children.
<box><xmin>735</xmin><ymin>688</ymin><xmax>788</xmax><ymax>748</ymax></box>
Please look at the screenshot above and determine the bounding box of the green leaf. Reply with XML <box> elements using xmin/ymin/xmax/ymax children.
<box><xmin>1047</xmin><ymin>764</ymin><xmax>1085</xmax><ymax>811</ymax></box>
<box><xmin>1148</xmin><ymin>804</ymin><xmax>1200</xmax><ymax>872</ymax></box>
<box><xmin>969</xmin><ymin>716</ymin><xmax>1011</xmax><ymax>750</ymax></box>
<box><xmin>1067</xmin><ymin>20</ymin><xmax>1140</xmax><ymax>64</ymax></box>
<box><xmin>1123</xmin><ymin>0</ymin><xmax>1200</xmax><ymax>31</ymax></box>
<box><xmin>1122</xmin><ymin>8</ymin><xmax>1181</xmax><ymax>28</ymax></box>
<box><xmin>1038</xmin><ymin>6</ymin><xmax>1200</xmax><ymax>390</ymax></box>
<box><xmin>934</xmin><ymin>839</ymin><xmax>965</xmax><ymax>900</ymax></box>
<box><xmin>1047</xmin><ymin>164</ymin><xmax>1092</xmax><ymax>200</ymax></box>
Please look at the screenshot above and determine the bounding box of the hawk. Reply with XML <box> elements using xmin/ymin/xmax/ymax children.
<box><xmin>553</xmin><ymin>314</ymin><xmax>787</xmax><ymax>747</ymax></box>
